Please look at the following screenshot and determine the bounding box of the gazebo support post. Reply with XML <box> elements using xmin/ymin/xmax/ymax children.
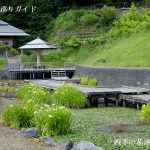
<box><xmin>37</xmin><ymin>49</ymin><xmax>41</xmax><ymax>67</ymax></box>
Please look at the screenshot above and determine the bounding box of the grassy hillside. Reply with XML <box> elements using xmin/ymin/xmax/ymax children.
<box><xmin>21</xmin><ymin>30</ymin><xmax>150</xmax><ymax>67</ymax></box>
<box><xmin>21</xmin><ymin>5</ymin><xmax>150</xmax><ymax>67</ymax></box>
<box><xmin>78</xmin><ymin>30</ymin><xmax>150</xmax><ymax>67</ymax></box>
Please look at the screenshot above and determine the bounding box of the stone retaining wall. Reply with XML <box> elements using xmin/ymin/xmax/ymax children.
<box><xmin>74</xmin><ymin>66</ymin><xmax>150</xmax><ymax>88</ymax></box>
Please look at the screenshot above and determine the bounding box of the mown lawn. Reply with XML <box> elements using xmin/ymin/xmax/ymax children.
<box><xmin>56</xmin><ymin>107</ymin><xmax>150</xmax><ymax>150</ymax></box>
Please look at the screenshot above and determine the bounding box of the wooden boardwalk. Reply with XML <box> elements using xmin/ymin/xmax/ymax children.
<box><xmin>120</xmin><ymin>94</ymin><xmax>150</xmax><ymax>109</ymax></box>
<box><xmin>29</xmin><ymin>80</ymin><xmax>150</xmax><ymax>109</ymax></box>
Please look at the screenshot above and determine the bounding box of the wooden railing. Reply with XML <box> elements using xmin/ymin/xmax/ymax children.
<box><xmin>8</xmin><ymin>62</ymin><xmax>77</xmax><ymax>71</ymax></box>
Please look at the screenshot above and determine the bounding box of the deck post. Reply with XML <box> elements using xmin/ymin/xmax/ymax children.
<box><xmin>104</xmin><ymin>96</ymin><xmax>108</xmax><ymax>107</ymax></box>
<box><xmin>116</xmin><ymin>99</ymin><xmax>119</xmax><ymax>106</ymax></box>
<box><xmin>123</xmin><ymin>100</ymin><xmax>126</xmax><ymax>107</ymax></box>
<box><xmin>116</xmin><ymin>94</ymin><xmax>120</xmax><ymax>106</ymax></box>
<box><xmin>33</xmin><ymin>73</ymin><xmax>35</xmax><ymax>79</ymax></box>
<box><xmin>43</xmin><ymin>72</ymin><xmax>45</xmax><ymax>79</ymax></box>
<box><xmin>30</xmin><ymin>72</ymin><xmax>32</xmax><ymax>79</ymax></box>
<box><xmin>136</xmin><ymin>102</ymin><xmax>140</xmax><ymax>110</ymax></box>
<box><xmin>20</xmin><ymin>73</ymin><xmax>22</xmax><ymax>80</ymax></box>
<box><xmin>87</xmin><ymin>97</ymin><xmax>98</xmax><ymax>107</ymax></box>
<box><xmin>93</xmin><ymin>98</ymin><xmax>98</xmax><ymax>107</ymax></box>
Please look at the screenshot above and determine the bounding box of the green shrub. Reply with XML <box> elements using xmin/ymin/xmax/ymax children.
<box><xmin>81</xmin><ymin>76</ymin><xmax>89</xmax><ymax>85</ymax></box>
<box><xmin>85</xmin><ymin>38</ymin><xmax>100</xmax><ymax>46</ymax></box>
<box><xmin>96</xmin><ymin>5</ymin><xmax>117</xmax><ymax>27</ymax></box>
<box><xmin>141</xmin><ymin>105</ymin><xmax>150</xmax><ymax>121</ymax></box>
<box><xmin>16</xmin><ymin>83</ymin><xmax>52</xmax><ymax>105</ymax></box>
<box><xmin>0</xmin><ymin>45</ymin><xmax>11</xmax><ymax>52</ymax></box>
<box><xmin>81</xmin><ymin>13</ymin><xmax>98</xmax><ymax>26</ymax></box>
<box><xmin>10</xmin><ymin>49</ymin><xmax>19</xmax><ymax>55</ymax></box>
<box><xmin>33</xmin><ymin>105</ymin><xmax>72</xmax><ymax>136</ymax></box>
<box><xmin>23</xmin><ymin>50</ymin><xmax>32</xmax><ymax>56</ymax></box>
<box><xmin>55</xmin><ymin>9</ymin><xmax>85</xmax><ymax>30</ymax></box>
<box><xmin>66</xmin><ymin>37</ymin><xmax>81</xmax><ymax>49</ymax></box>
<box><xmin>0</xmin><ymin>57</ymin><xmax>7</xmax><ymax>69</ymax></box>
<box><xmin>88</xmin><ymin>78</ymin><xmax>98</xmax><ymax>86</ymax></box>
<box><xmin>109</xmin><ymin>3</ymin><xmax>150</xmax><ymax>37</ymax></box>
<box><xmin>53</xmin><ymin>83</ymin><xmax>87</xmax><ymax>108</ymax></box>
<box><xmin>2</xmin><ymin>104</ymin><xmax>33</xmax><ymax>128</ymax></box>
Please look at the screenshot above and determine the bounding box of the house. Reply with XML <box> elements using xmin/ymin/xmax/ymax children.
<box><xmin>0</xmin><ymin>20</ymin><xmax>29</xmax><ymax>47</ymax></box>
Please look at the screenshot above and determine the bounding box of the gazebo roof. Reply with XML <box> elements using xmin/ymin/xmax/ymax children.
<box><xmin>0</xmin><ymin>20</ymin><xmax>29</xmax><ymax>36</ymax></box>
<box><xmin>19</xmin><ymin>37</ymin><xmax>57</xmax><ymax>49</ymax></box>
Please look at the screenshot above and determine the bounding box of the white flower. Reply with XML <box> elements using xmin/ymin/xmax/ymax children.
<box><xmin>27</xmin><ymin>99</ymin><xmax>32</xmax><ymax>103</ymax></box>
<box><xmin>59</xmin><ymin>106</ymin><xmax>65</xmax><ymax>109</ymax></box>
<box><xmin>44</xmin><ymin>104</ymin><xmax>49</xmax><ymax>108</ymax></box>
<box><xmin>9</xmin><ymin>105</ymin><xmax>13</xmax><ymax>107</ymax></box>
<box><xmin>34</xmin><ymin>111</ymin><xmax>38</xmax><ymax>114</ymax></box>
<box><xmin>52</xmin><ymin>104</ymin><xmax>55</xmax><ymax>107</ymax></box>
<box><xmin>48</xmin><ymin>115</ymin><xmax>53</xmax><ymax>118</ymax></box>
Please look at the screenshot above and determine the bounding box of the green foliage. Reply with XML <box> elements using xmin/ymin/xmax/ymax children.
<box><xmin>33</xmin><ymin>105</ymin><xmax>72</xmax><ymax>136</ymax></box>
<box><xmin>66</xmin><ymin>37</ymin><xmax>81</xmax><ymax>49</ymax></box>
<box><xmin>2</xmin><ymin>104</ymin><xmax>33</xmax><ymax>128</ymax></box>
<box><xmin>53</xmin><ymin>83</ymin><xmax>87</xmax><ymax>108</ymax></box>
<box><xmin>0</xmin><ymin>80</ymin><xmax>23</xmax><ymax>87</ymax></box>
<box><xmin>40</xmin><ymin>30</ymin><xmax>150</xmax><ymax>67</ymax></box>
<box><xmin>85</xmin><ymin>38</ymin><xmax>100</xmax><ymax>46</ymax></box>
<box><xmin>0</xmin><ymin>45</ymin><xmax>11</xmax><ymax>52</ymax></box>
<box><xmin>96</xmin><ymin>5</ymin><xmax>117</xmax><ymax>26</ymax></box>
<box><xmin>79</xmin><ymin>76</ymin><xmax>98</xmax><ymax>86</ymax></box>
<box><xmin>0</xmin><ymin>80</ymin><xmax>23</xmax><ymax>94</ymax></box>
<box><xmin>20</xmin><ymin>51</ymin><xmax>36</xmax><ymax>63</ymax></box>
<box><xmin>0</xmin><ymin>87</ymin><xmax>16</xmax><ymax>94</ymax></box>
<box><xmin>0</xmin><ymin>57</ymin><xmax>7</xmax><ymax>69</ymax></box>
<box><xmin>81</xmin><ymin>13</ymin><xmax>98</xmax><ymax>26</ymax></box>
<box><xmin>10</xmin><ymin>49</ymin><xmax>19</xmax><ymax>55</ymax></box>
<box><xmin>16</xmin><ymin>83</ymin><xmax>52</xmax><ymax>106</ymax></box>
<box><xmin>55</xmin><ymin>7</ymin><xmax>117</xmax><ymax>32</ymax></box>
<box><xmin>80</xmin><ymin>76</ymin><xmax>89</xmax><ymax>85</ymax></box>
<box><xmin>55</xmin><ymin>107</ymin><xmax>149</xmax><ymax>149</ymax></box>
<box><xmin>55</xmin><ymin>9</ymin><xmax>85</xmax><ymax>31</ymax></box>
<box><xmin>23</xmin><ymin>50</ymin><xmax>32</xmax><ymax>56</ymax></box>
<box><xmin>85</xmin><ymin>37</ymin><xmax>109</xmax><ymax>47</ymax></box>
<box><xmin>41</xmin><ymin>49</ymin><xmax>76</xmax><ymax>67</ymax></box>
<box><xmin>0</xmin><ymin>45</ymin><xmax>19</xmax><ymax>56</ymax></box>
<box><xmin>88</xmin><ymin>78</ymin><xmax>97</xmax><ymax>86</ymax></box>
<box><xmin>141</xmin><ymin>105</ymin><xmax>150</xmax><ymax>120</ymax></box>
<box><xmin>109</xmin><ymin>3</ymin><xmax>150</xmax><ymax>37</ymax></box>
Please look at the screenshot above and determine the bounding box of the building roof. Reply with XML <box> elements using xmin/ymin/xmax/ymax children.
<box><xmin>19</xmin><ymin>37</ymin><xmax>57</xmax><ymax>49</ymax></box>
<box><xmin>0</xmin><ymin>20</ymin><xmax>29</xmax><ymax>36</ymax></box>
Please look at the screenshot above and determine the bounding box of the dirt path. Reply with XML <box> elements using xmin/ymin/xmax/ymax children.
<box><xmin>0</xmin><ymin>98</ymin><xmax>56</xmax><ymax>150</ymax></box>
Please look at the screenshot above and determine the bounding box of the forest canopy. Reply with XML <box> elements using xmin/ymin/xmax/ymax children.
<box><xmin>0</xmin><ymin>0</ymin><xmax>148</xmax><ymax>46</ymax></box>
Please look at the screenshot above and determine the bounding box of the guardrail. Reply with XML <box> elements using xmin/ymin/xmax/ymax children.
<box><xmin>8</xmin><ymin>62</ymin><xmax>77</xmax><ymax>71</ymax></box>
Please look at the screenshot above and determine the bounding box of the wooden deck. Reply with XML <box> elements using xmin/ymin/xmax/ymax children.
<box><xmin>120</xmin><ymin>94</ymin><xmax>150</xmax><ymax>109</ymax></box>
<box><xmin>9</xmin><ymin>68</ymin><xmax>75</xmax><ymax>72</ymax></box>
<box><xmin>28</xmin><ymin>80</ymin><xmax>150</xmax><ymax>109</ymax></box>
<box><xmin>8</xmin><ymin>62</ymin><xmax>76</xmax><ymax>80</ymax></box>
<box><xmin>9</xmin><ymin>68</ymin><xmax>75</xmax><ymax>80</ymax></box>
